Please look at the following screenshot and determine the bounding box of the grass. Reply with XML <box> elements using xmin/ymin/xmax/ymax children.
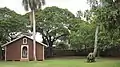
<box><xmin>0</xmin><ymin>57</ymin><xmax>120</xmax><ymax>67</ymax></box>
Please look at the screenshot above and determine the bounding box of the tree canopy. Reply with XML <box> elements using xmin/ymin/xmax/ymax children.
<box><xmin>0</xmin><ymin>7</ymin><xmax>28</xmax><ymax>45</ymax></box>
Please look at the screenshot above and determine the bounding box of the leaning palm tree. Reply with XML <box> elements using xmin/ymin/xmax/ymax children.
<box><xmin>22</xmin><ymin>0</ymin><xmax>45</xmax><ymax>61</ymax></box>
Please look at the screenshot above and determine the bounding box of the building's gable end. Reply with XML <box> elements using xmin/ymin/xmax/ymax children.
<box><xmin>1</xmin><ymin>35</ymin><xmax>47</xmax><ymax>47</ymax></box>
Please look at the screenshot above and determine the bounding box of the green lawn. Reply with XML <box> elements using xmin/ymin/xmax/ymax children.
<box><xmin>0</xmin><ymin>58</ymin><xmax>120</xmax><ymax>67</ymax></box>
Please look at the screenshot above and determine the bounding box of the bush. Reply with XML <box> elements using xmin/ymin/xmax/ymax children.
<box><xmin>87</xmin><ymin>53</ymin><xmax>95</xmax><ymax>63</ymax></box>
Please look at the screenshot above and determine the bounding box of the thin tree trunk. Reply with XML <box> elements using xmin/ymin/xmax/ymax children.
<box><xmin>32</xmin><ymin>10</ymin><xmax>37</xmax><ymax>61</ymax></box>
<box><xmin>93</xmin><ymin>26</ymin><xmax>99</xmax><ymax>57</ymax></box>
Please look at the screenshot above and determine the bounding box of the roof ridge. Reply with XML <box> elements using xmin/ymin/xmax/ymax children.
<box><xmin>1</xmin><ymin>35</ymin><xmax>47</xmax><ymax>47</ymax></box>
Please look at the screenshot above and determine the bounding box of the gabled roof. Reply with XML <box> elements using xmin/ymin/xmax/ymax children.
<box><xmin>1</xmin><ymin>35</ymin><xmax>47</xmax><ymax>47</ymax></box>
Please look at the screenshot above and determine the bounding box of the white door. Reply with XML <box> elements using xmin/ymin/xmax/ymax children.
<box><xmin>21</xmin><ymin>45</ymin><xmax>29</xmax><ymax>59</ymax></box>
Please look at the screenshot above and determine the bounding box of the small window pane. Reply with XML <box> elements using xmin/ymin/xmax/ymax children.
<box><xmin>23</xmin><ymin>38</ymin><xmax>27</xmax><ymax>44</ymax></box>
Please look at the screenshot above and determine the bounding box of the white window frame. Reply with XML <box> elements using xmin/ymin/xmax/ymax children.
<box><xmin>23</xmin><ymin>38</ymin><xmax>27</xmax><ymax>44</ymax></box>
<box><xmin>21</xmin><ymin>45</ymin><xmax>29</xmax><ymax>59</ymax></box>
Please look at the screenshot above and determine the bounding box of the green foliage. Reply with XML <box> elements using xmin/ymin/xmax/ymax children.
<box><xmin>0</xmin><ymin>7</ymin><xmax>28</xmax><ymax>44</ymax></box>
<box><xmin>35</xmin><ymin>6</ymin><xmax>75</xmax><ymax>46</ymax></box>
<box><xmin>55</xmin><ymin>42</ymin><xmax>69</xmax><ymax>49</ymax></box>
<box><xmin>23</xmin><ymin>6</ymin><xmax>75</xmax><ymax>57</ymax></box>
<box><xmin>76</xmin><ymin>10</ymin><xmax>83</xmax><ymax>19</ymax></box>
<box><xmin>69</xmin><ymin>18</ymin><xmax>95</xmax><ymax>49</ymax></box>
<box><xmin>86</xmin><ymin>0</ymin><xmax>120</xmax><ymax>52</ymax></box>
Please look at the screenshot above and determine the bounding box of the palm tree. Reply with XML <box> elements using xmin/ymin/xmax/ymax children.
<box><xmin>22</xmin><ymin>0</ymin><xmax>45</xmax><ymax>61</ymax></box>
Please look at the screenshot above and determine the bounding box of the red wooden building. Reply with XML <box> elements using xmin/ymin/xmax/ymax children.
<box><xmin>1</xmin><ymin>35</ymin><xmax>47</xmax><ymax>61</ymax></box>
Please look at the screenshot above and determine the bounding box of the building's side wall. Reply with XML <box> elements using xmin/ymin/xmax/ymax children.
<box><xmin>27</xmin><ymin>38</ymin><xmax>34</xmax><ymax>61</ymax></box>
<box><xmin>36</xmin><ymin>43</ymin><xmax>44</xmax><ymax>61</ymax></box>
<box><xmin>6</xmin><ymin>39</ymin><xmax>22</xmax><ymax>60</ymax></box>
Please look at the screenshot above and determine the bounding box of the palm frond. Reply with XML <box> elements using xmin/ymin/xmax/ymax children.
<box><xmin>22</xmin><ymin>0</ymin><xmax>29</xmax><ymax>11</ymax></box>
<box><xmin>29</xmin><ymin>0</ymin><xmax>34</xmax><ymax>10</ymax></box>
<box><xmin>36</xmin><ymin>0</ymin><xmax>45</xmax><ymax>9</ymax></box>
<box><xmin>22</xmin><ymin>0</ymin><xmax>45</xmax><ymax>11</ymax></box>
<box><xmin>41</xmin><ymin>0</ymin><xmax>45</xmax><ymax>5</ymax></box>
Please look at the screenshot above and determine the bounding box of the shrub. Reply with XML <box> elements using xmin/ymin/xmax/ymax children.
<box><xmin>87</xmin><ymin>52</ymin><xmax>95</xmax><ymax>63</ymax></box>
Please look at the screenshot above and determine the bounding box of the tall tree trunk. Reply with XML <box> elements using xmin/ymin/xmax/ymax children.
<box><xmin>29</xmin><ymin>12</ymin><xmax>33</xmax><ymax>26</ymax></box>
<box><xmin>93</xmin><ymin>26</ymin><xmax>99</xmax><ymax>57</ymax></box>
<box><xmin>47</xmin><ymin>42</ymin><xmax>53</xmax><ymax>57</ymax></box>
<box><xmin>32</xmin><ymin>10</ymin><xmax>36</xmax><ymax>61</ymax></box>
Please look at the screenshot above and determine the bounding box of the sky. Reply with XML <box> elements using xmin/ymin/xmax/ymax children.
<box><xmin>0</xmin><ymin>0</ymin><xmax>90</xmax><ymax>15</ymax></box>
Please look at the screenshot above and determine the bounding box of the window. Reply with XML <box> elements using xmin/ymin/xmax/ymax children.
<box><xmin>22</xmin><ymin>46</ymin><xmax>28</xmax><ymax>58</ymax></box>
<box><xmin>21</xmin><ymin>45</ymin><xmax>29</xmax><ymax>59</ymax></box>
<box><xmin>23</xmin><ymin>38</ymin><xmax>27</xmax><ymax>44</ymax></box>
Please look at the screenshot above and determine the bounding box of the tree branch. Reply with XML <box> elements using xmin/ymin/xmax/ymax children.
<box><xmin>52</xmin><ymin>33</ymin><xmax>68</xmax><ymax>42</ymax></box>
<box><xmin>39</xmin><ymin>28</ymin><xmax>50</xmax><ymax>45</ymax></box>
